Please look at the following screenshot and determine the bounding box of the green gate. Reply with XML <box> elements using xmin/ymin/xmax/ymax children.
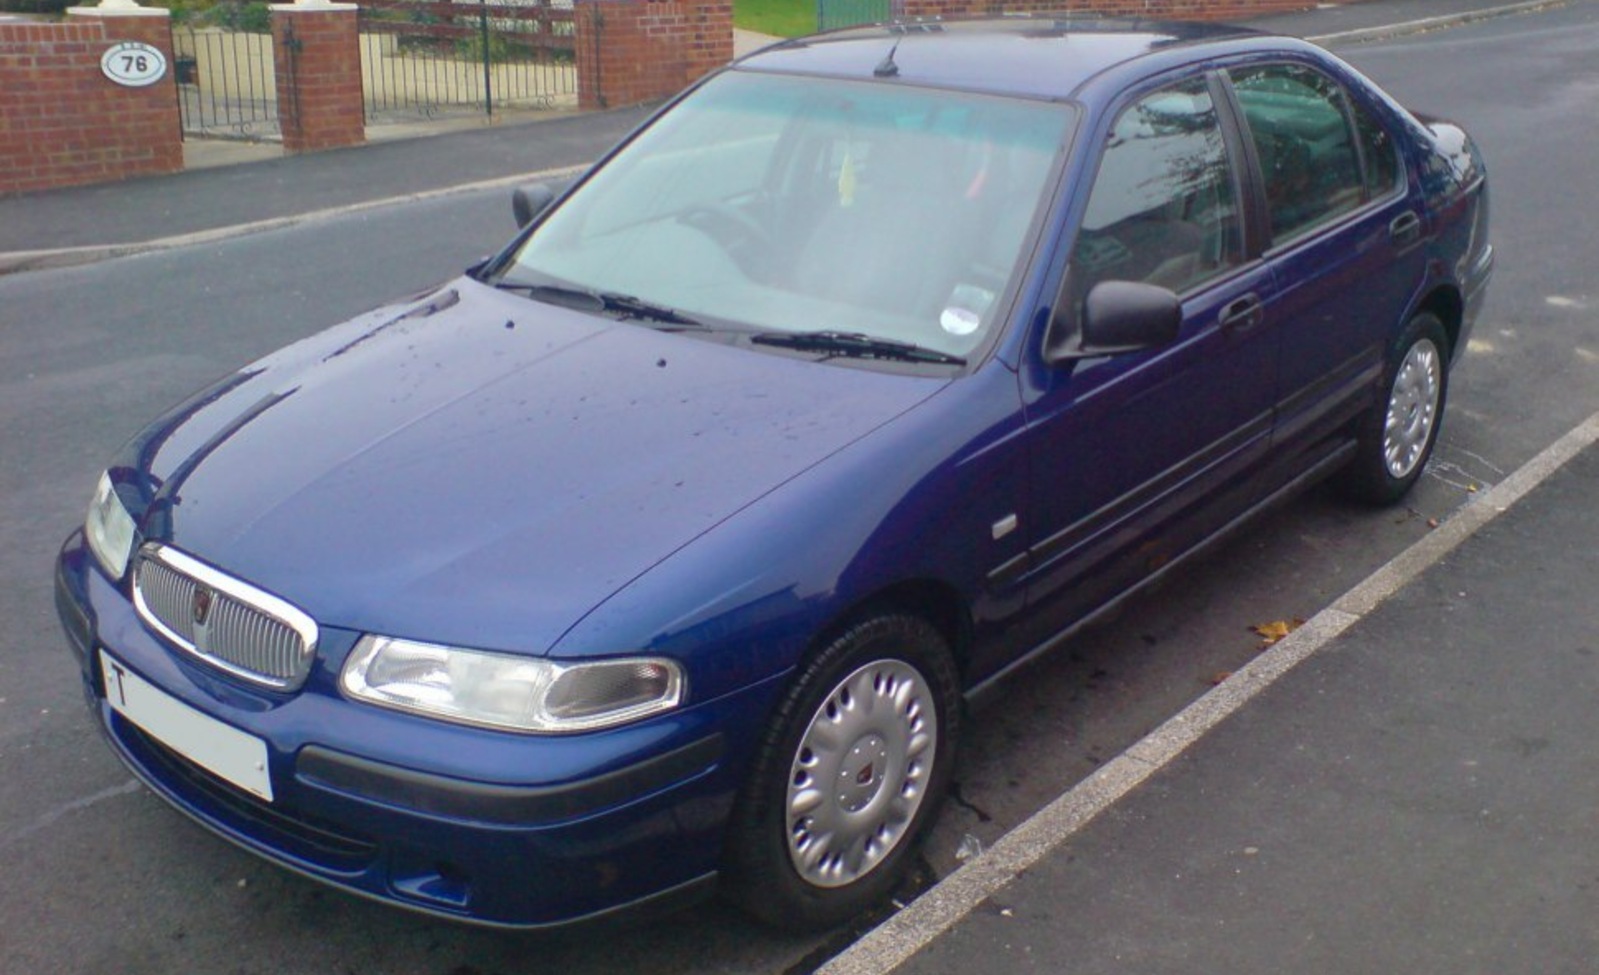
<box><xmin>817</xmin><ymin>0</ymin><xmax>894</xmax><ymax>31</ymax></box>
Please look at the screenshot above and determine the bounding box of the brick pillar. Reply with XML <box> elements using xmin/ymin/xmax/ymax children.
<box><xmin>269</xmin><ymin>0</ymin><xmax>364</xmax><ymax>154</ymax></box>
<box><xmin>575</xmin><ymin>0</ymin><xmax>732</xmax><ymax>112</ymax></box>
<box><xmin>683</xmin><ymin>0</ymin><xmax>732</xmax><ymax>83</ymax></box>
<box><xmin>63</xmin><ymin>0</ymin><xmax>183</xmax><ymax>177</ymax></box>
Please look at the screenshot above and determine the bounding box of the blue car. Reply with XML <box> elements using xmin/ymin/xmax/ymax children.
<box><xmin>57</xmin><ymin>18</ymin><xmax>1491</xmax><ymax>931</ymax></box>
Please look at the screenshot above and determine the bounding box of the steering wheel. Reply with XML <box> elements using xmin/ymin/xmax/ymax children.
<box><xmin>678</xmin><ymin>202</ymin><xmax>772</xmax><ymax>255</ymax></box>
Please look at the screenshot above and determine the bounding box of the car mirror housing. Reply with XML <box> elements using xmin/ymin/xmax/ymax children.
<box><xmin>512</xmin><ymin>183</ymin><xmax>557</xmax><ymax>229</ymax></box>
<box><xmin>1045</xmin><ymin>280</ymin><xmax>1182</xmax><ymax>365</ymax></box>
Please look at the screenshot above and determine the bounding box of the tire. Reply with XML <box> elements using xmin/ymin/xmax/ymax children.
<box><xmin>725</xmin><ymin>614</ymin><xmax>959</xmax><ymax>931</ymax></box>
<box><xmin>1339</xmin><ymin>311</ymin><xmax>1450</xmax><ymax>505</ymax></box>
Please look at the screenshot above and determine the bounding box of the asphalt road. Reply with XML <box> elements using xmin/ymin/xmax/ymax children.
<box><xmin>2</xmin><ymin>4</ymin><xmax>1597</xmax><ymax>972</ymax></box>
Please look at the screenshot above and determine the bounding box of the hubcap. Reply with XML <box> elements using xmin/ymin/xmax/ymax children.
<box><xmin>1382</xmin><ymin>338</ymin><xmax>1442</xmax><ymax>479</ymax></box>
<box><xmin>785</xmin><ymin>659</ymin><xmax>937</xmax><ymax>888</ymax></box>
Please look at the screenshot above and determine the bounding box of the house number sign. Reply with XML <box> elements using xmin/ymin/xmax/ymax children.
<box><xmin>100</xmin><ymin>41</ymin><xmax>167</xmax><ymax>87</ymax></box>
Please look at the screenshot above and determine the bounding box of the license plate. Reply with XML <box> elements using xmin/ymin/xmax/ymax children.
<box><xmin>100</xmin><ymin>649</ymin><xmax>275</xmax><ymax>802</ymax></box>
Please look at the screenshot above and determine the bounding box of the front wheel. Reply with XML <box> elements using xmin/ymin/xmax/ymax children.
<box><xmin>1339</xmin><ymin>311</ymin><xmax>1450</xmax><ymax>505</ymax></box>
<box><xmin>725</xmin><ymin>614</ymin><xmax>958</xmax><ymax>930</ymax></box>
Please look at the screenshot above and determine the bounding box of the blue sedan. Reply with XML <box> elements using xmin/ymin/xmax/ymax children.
<box><xmin>57</xmin><ymin>17</ymin><xmax>1491</xmax><ymax>931</ymax></box>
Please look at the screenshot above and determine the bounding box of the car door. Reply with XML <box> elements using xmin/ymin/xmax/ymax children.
<box><xmin>1222</xmin><ymin>60</ymin><xmax>1428</xmax><ymax>458</ymax></box>
<box><xmin>1002</xmin><ymin>73</ymin><xmax>1280</xmax><ymax>662</ymax></box>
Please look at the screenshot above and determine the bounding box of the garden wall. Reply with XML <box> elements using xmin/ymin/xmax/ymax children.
<box><xmin>574</xmin><ymin>0</ymin><xmax>731</xmax><ymax>110</ymax></box>
<box><xmin>0</xmin><ymin>9</ymin><xmax>182</xmax><ymax>194</ymax></box>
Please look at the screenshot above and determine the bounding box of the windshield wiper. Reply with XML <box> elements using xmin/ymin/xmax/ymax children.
<box><xmin>494</xmin><ymin>280</ymin><xmax>707</xmax><ymax>330</ymax></box>
<box><xmin>750</xmin><ymin>330</ymin><xmax>967</xmax><ymax>366</ymax></box>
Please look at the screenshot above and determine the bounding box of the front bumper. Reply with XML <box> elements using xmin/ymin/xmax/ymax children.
<box><xmin>56</xmin><ymin>533</ymin><xmax>783</xmax><ymax>928</ymax></box>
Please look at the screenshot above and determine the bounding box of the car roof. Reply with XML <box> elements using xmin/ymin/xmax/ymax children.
<box><xmin>733</xmin><ymin>17</ymin><xmax>1281</xmax><ymax>100</ymax></box>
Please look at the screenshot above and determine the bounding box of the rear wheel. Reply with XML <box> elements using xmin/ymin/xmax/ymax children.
<box><xmin>726</xmin><ymin>614</ymin><xmax>958</xmax><ymax>930</ymax></box>
<box><xmin>1340</xmin><ymin>311</ymin><xmax>1449</xmax><ymax>505</ymax></box>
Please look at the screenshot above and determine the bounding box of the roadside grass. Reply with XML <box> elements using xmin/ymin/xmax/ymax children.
<box><xmin>735</xmin><ymin>0</ymin><xmax>816</xmax><ymax>38</ymax></box>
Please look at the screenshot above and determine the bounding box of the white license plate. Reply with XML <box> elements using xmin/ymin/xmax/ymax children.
<box><xmin>100</xmin><ymin>649</ymin><xmax>275</xmax><ymax>802</ymax></box>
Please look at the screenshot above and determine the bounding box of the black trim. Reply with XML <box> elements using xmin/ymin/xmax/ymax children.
<box><xmin>967</xmin><ymin>437</ymin><xmax>1357</xmax><ymax>708</ymax></box>
<box><xmin>1027</xmin><ymin>410</ymin><xmax>1272</xmax><ymax>570</ymax></box>
<box><xmin>111</xmin><ymin>714</ymin><xmax>379</xmax><ymax>871</ymax></box>
<box><xmin>1273</xmin><ymin>347</ymin><xmax>1382</xmax><ymax>446</ymax></box>
<box><xmin>986</xmin><ymin>552</ymin><xmax>1032</xmax><ymax>589</ymax></box>
<box><xmin>1207</xmin><ymin>67</ymin><xmax>1269</xmax><ymax>261</ymax></box>
<box><xmin>296</xmin><ymin>733</ymin><xmax>725</xmax><ymax>826</ymax></box>
<box><xmin>55</xmin><ymin>551</ymin><xmax>93</xmax><ymax>666</ymax></box>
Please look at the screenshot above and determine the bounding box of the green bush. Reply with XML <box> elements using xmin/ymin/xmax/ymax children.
<box><xmin>0</xmin><ymin>0</ymin><xmax>75</xmax><ymax>15</ymax></box>
<box><xmin>454</xmin><ymin>30</ymin><xmax>517</xmax><ymax>64</ymax></box>
<box><xmin>146</xmin><ymin>0</ymin><xmax>270</xmax><ymax>30</ymax></box>
<box><xmin>207</xmin><ymin>0</ymin><xmax>271</xmax><ymax>31</ymax></box>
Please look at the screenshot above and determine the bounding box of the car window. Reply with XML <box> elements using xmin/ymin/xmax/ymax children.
<box><xmin>1070</xmin><ymin>77</ymin><xmax>1242</xmax><ymax>304</ymax></box>
<box><xmin>1352</xmin><ymin>96</ymin><xmax>1402</xmax><ymax>199</ymax></box>
<box><xmin>1228</xmin><ymin>64</ymin><xmax>1365</xmax><ymax>244</ymax></box>
<box><xmin>507</xmin><ymin>72</ymin><xmax>1073</xmax><ymax>360</ymax></box>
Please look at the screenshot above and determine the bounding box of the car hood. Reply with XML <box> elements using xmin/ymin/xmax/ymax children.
<box><xmin>130</xmin><ymin>278</ymin><xmax>947</xmax><ymax>655</ymax></box>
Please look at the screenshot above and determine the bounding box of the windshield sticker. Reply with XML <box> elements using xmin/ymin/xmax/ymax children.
<box><xmin>941</xmin><ymin>284</ymin><xmax>995</xmax><ymax>336</ymax></box>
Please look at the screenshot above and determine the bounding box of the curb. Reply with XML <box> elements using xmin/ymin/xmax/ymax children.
<box><xmin>1306</xmin><ymin>0</ymin><xmax>1570</xmax><ymax>45</ymax></box>
<box><xmin>0</xmin><ymin>163</ymin><xmax>586</xmax><ymax>277</ymax></box>
<box><xmin>0</xmin><ymin>0</ymin><xmax>1563</xmax><ymax>277</ymax></box>
<box><xmin>815</xmin><ymin>407</ymin><xmax>1599</xmax><ymax>975</ymax></box>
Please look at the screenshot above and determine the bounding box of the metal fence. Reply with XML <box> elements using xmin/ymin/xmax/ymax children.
<box><xmin>173</xmin><ymin>27</ymin><xmax>280</xmax><ymax>139</ymax></box>
<box><xmin>172</xmin><ymin>3</ymin><xmax>576</xmax><ymax>141</ymax></box>
<box><xmin>358</xmin><ymin>0</ymin><xmax>577</xmax><ymax>122</ymax></box>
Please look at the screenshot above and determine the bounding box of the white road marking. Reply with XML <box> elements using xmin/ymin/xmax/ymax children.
<box><xmin>818</xmin><ymin>406</ymin><xmax>1599</xmax><ymax>975</ymax></box>
<box><xmin>0</xmin><ymin>778</ymin><xmax>142</xmax><ymax>853</ymax></box>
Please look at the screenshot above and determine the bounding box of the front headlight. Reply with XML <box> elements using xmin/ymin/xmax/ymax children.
<box><xmin>85</xmin><ymin>472</ymin><xmax>137</xmax><ymax>580</ymax></box>
<box><xmin>340</xmin><ymin>635</ymin><xmax>685</xmax><ymax>734</ymax></box>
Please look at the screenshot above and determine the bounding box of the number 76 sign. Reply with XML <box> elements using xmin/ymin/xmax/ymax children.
<box><xmin>100</xmin><ymin>41</ymin><xmax>168</xmax><ymax>87</ymax></box>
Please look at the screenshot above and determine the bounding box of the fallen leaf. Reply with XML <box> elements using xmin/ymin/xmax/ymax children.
<box><xmin>1207</xmin><ymin>671</ymin><xmax>1232</xmax><ymax>686</ymax></box>
<box><xmin>1251</xmin><ymin>618</ymin><xmax>1304</xmax><ymax>649</ymax></box>
<box><xmin>1467</xmin><ymin>483</ymin><xmax>1480</xmax><ymax>493</ymax></box>
<box><xmin>1427</xmin><ymin>517</ymin><xmax>1440</xmax><ymax>529</ymax></box>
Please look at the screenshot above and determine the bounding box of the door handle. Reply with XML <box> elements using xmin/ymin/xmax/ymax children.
<box><xmin>1219</xmin><ymin>293</ymin><xmax>1263</xmax><ymax>333</ymax></box>
<box><xmin>1390</xmin><ymin>211</ymin><xmax>1422</xmax><ymax>246</ymax></box>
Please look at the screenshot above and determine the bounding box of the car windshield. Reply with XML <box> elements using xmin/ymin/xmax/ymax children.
<box><xmin>502</xmin><ymin>70</ymin><xmax>1073</xmax><ymax>360</ymax></box>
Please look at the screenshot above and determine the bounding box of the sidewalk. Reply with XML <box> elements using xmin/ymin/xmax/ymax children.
<box><xmin>824</xmin><ymin>414</ymin><xmax>1599</xmax><ymax>975</ymax></box>
<box><xmin>0</xmin><ymin>0</ymin><xmax>1562</xmax><ymax>273</ymax></box>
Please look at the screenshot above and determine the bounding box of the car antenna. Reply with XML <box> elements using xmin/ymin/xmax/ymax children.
<box><xmin>874</xmin><ymin>39</ymin><xmax>901</xmax><ymax>77</ymax></box>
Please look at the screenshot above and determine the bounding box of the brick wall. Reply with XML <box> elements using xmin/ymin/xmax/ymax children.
<box><xmin>0</xmin><ymin>13</ymin><xmax>182</xmax><ymax>195</ymax></box>
<box><xmin>574</xmin><ymin>0</ymin><xmax>1324</xmax><ymax>111</ymax></box>
<box><xmin>574</xmin><ymin>0</ymin><xmax>733</xmax><ymax>110</ymax></box>
<box><xmin>271</xmin><ymin>4</ymin><xmax>364</xmax><ymax>153</ymax></box>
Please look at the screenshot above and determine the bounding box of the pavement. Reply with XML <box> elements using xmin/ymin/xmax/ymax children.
<box><xmin>6</xmin><ymin>1</ymin><xmax>1596</xmax><ymax>972</ymax></box>
<box><xmin>824</xmin><ymin>411</ymin><xmax>1599</xmax><ymax>975</ymax></box>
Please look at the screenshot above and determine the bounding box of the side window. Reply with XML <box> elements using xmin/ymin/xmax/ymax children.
<box><xmin>1071</xmin><ymin>77</ymin><xmax>1242</xmax><ymax>304</ymax></box>
<box><xmin>1229</xmin><ymin>64</ymin><xmax>1364</xmax><ymax>243</ymax></box>
<box><xmin>1352</xmin><ymin>98</ymin><xmax>1402</xmax><ymax>199</ymax></box>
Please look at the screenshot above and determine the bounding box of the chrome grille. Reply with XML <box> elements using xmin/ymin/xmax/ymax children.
<box><xmin>133</xmin><ymin>544</ymin><xmax>318</xmax><ymax>690</ymax></box>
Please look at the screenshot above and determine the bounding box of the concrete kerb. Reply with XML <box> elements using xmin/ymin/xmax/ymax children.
<box><xmin>0</xmin><ymin>0</ymin><xmax>1558</xmax><ymax>277</ymax></box>
<box><xmin>1308</xmin><ymin>0</ymin><xmax>1570</xmax><ymax>46</ymax></box>
<box><xmin>0</xmin><ymin>163</ymin><xmax>589</xmax><ymax>276</ymax></box>
<box><xmin>816</xmin><ymin>406</ymin><xmax>1599</xmax><ymax>975</ymax></box>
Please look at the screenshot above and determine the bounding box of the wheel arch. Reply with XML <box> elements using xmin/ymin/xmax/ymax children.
<box><xmin>808</xmin><ymin>578</ymin><xmax>975</xmax><ymax>686</ymax></box>
<box><xmin>1415</xmin><ymin>283</ymin><xmax>1464</xmax><ymax>359</ymax></box>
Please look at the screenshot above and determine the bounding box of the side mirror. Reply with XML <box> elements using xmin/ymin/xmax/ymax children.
<box><xmin>512</xmin><ymin>183</ymin><xmax>557</xmax><ymax>229</ymax></box>
<box><xmin>1045</xmin><ymin>280</ymin><xmax>1182</xmax><ymax>365</ymax></box>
